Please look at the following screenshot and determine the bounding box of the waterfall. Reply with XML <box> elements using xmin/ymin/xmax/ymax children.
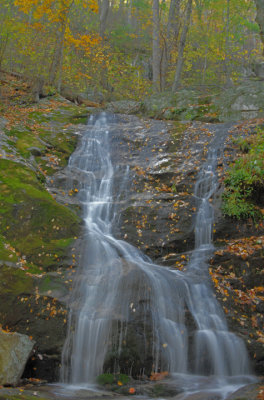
<box><xmin>60</xmin><ymin>113</ymin><xmax>254</xmax><ymax>396</ymax></box>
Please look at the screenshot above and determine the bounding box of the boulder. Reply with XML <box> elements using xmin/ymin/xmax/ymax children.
<box><xmin>0</xmin><ymin>329</ymin><xmax>35</xmax><ymax>385</ymax></box>
<box><xmin>214</xmin><ymin>80</ymin><xmax>264</xmax><ymax>121</ymax></box>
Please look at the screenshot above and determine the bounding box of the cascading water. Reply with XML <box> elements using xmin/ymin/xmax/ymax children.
<box><xmin>61</xmin><ymin>113</ymin><xmax>255</xmax><ymax>398</ymax></box>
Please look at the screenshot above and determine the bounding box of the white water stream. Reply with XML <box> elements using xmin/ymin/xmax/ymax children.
<box><xmin>61</xmin><ymin>114</ymin><xmax>255</xmax><ymax>398</ymax></box>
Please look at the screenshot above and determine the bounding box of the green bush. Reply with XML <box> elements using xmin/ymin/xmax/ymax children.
<box><xmin>222</xmin><ymin>130</ymin><xmax>264</xmax><ymax>220</ymax></box>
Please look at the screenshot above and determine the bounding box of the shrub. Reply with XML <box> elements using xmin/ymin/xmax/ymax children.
<box><xmin>222</xmin><ymin>130</ymin><xmax>264</xmax><ymax>220</ymax></box>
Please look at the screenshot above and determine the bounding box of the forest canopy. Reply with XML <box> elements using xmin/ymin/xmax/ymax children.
<box><xmin>0</xmin><ymin>0</ymin><xmax>263</xmax><ymax>100</ymax></box>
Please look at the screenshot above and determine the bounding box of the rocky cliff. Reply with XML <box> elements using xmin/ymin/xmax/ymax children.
<box><xmin>0</xmin><ymin>74</ymin><xmax>263</xmax><ymax>388</ymax></box>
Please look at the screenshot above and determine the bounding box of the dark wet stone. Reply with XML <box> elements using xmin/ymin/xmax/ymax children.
<box><xmin>28</xmin><ymin>146</ymin><xmax>43</xmax><ymax>156</ymax></box>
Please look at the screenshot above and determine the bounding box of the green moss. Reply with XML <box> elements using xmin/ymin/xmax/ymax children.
<box><xmin>6</xmin><ymin>128</ymin><xmax>46</xmax><ymax>159</ymax></box>
<box><xmin>0</xmin><ymin>159</ymin><xmax>80</xmax><ymax>269</ymax></box>
<box><xmin>20</xmin><ymin>237</ymin><xmax>75</xmax><ymax>269</ymax></box>
<box><xmin>37</xmin><ymin>128</ymin><xmax>77</xmax><ymax>172</ymax></box>
<box><xmin>33</xmin><ymin>104</ymin><xmax>88</xmax><ymax>125</ymax></box>
<box><xmin>0</xmin><ymin>100</ymin><xmax>84</xmax><ymax>278</ymax></box>
<box><xmin>0</xmin><ymin>266</ymin><xmax>34</xmax><ymax>295</ymax></box>
<box><xmin>38</xmin><ymin>273</ymin><xmax>68</xmax><ymax>295</ymax></box>
<box><xmin>28</xmin><ymin>111</ymin><xmax>51</xmax><ymax>123</ymax></box>
<box><xmin>5</xmin><ymin>109</ymin><xmax>78</xmax><ymax>170</ymax></box>
<box><xmin>70</xmin><ymin>114</ymin><xmax>88</xmax><ymax>124</ymax></box>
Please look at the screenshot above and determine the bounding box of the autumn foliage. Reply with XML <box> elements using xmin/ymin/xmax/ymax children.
<box><xmin>0</xmin><ymin>0</ymin><xmax>262</xmax><ymax>99</ymax></box>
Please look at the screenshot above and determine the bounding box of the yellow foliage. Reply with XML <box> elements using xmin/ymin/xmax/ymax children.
<box><xmin>83</xmin><ymin>0</ymin><xmax>99</xmax><ymax>13</ymax></box>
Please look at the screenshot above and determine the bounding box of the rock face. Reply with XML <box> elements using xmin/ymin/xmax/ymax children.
<box><xmin>215</xmin><ymin>80</ymin><xmax>264</xmax><ymax>121</ymax></box>
<box><xmin>140</xmin><ymin>80</ymin><xmax>264</xmax><ymax>122</ymax></box>
<box><xmin>0</xmin><ymin>95</ymin><xmax>263</xmax><ymax>383</ymax></box>
<box><xmin>0</xmin><ymin>329</ymin><xmax>34</xmax><ymax>385</ymax></box>
<box><xmin>59</xmin><ymin>113</ymin><xmax>263</xmax><ymax>380</ymax></box>
<box><xmin>141</xmin><ymin>89</ymin><xmax>218</xmax><ymax>122</ymax></box>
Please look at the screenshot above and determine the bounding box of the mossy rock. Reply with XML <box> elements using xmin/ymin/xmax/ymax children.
<box><xmin>0</xmin><ymin>159</ymin><xmax>80</xmax><ymax>269</ymax></box>
<box><xmin>6</xmin><ymin>128</ymin><xmax>46</xmax><ymax>159</ymax></box>
<box><xmin>0</xmin><ymin>266</ymin><xmax>34</xmax><ymax>296</ymax></box>
<box><xmin>4</xmin><ymin>106</ymin><xmax>80</xmax><ymax>172</ymax></box>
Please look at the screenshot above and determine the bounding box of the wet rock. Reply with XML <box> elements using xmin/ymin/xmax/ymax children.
<box><xmin>0</xmin><ymin>265</ymin><xmax>69</xmax><ymax>381</ymax></box>
<box><xmin>0</xmin><ymin>384</ymin><xmax>124</xmax><ymax>399</ymax></box>
<box><xmin>28</xmin><ymin>146</ymin><xmax>43</xmax><ymax>156</ymax></box>
<box><xmin>136</xmin><ymin>381</ymin><xmax>182</xmax><ymax>397</ymax></box>
<box><xmin>173</xmin><ymin>392</ymin><xmax>222</xmax><ymax>400</ymax></box>
<box><xmin>226</xmin><ymin>381</ymin><xmax>264</xmax><ymax>400</ymax></box>
<box><xmin>210</xmin><ymin>247</ymin><xmax>264</xmax><ymax>375</ymax></box>
<box><xmin>1</xmin><ymin>99</ymin><xmax>263</xmax><ymax>386</ymax></box>
<box><xmin>0</xmin><ymin>329</ymin><xmax>34</xmax><ymax>385</ymax></box>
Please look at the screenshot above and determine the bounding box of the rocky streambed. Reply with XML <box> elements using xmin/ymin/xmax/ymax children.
<box><xmin>0</xmin><ymin>95</ymin><xmax>263</xmax><ymax>398</ymax></box>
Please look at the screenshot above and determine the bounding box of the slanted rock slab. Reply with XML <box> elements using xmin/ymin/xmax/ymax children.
<box><xmin>0</xmin><ymin>329</ymin><xmax>35</xmax><ymax>385</ymax></box>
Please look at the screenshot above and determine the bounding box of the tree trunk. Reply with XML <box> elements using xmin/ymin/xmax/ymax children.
<box><xmin>152</xmin><ymin>0</ymin><xmax>161</xmax><ymax>92</ymax></box>
<box><xmin>223</xmin><ymin>0</ymin><xmax>233</xmax><ymax>86</ymax></box>
<box><xmin>172</xmin><ymin>0</ymin><xmax>192</xmax><ymax>92</ymax></box>
<box><xmin>160</xmin><ymin>0</ymin><xmax>181</xmax><ymax>90</ymax></box>
<box><xmin>0</xmin><ymin>34</ymin><xmax>9</xmax><ymax>70</ymax></box>
<box><xmin>49</xmin><ymin>23</ymin><xmax>66</xmax><ymax>86</ymax></box>
<box><xmin>99</xmin><ymin>0</ymin><xmax>111</xmax><ymax>93</ymax></box>
<box><xmin>117</xmin><ymin>0</ymin><xmax>125</xmax><ymax>18</ymax></box>
<box><xmin>127</xmin><ymin>0</ymin><xmax>132</xmax><ymax>24</ymax></box>
<box><xmin>255</xmin><ymin>0</ymin><xmax>264</xmax><ymax>55</ymax></box>
<box><xmin>100</xmin><ymin>0</ymin><xmax>110</xmax><ymax>38</ymax></box>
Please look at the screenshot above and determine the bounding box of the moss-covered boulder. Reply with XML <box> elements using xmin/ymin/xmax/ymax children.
<box><xmin>0</xmin><ymin>329</ymin><xmax>34</xmax><ymax>386</ymax></box>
